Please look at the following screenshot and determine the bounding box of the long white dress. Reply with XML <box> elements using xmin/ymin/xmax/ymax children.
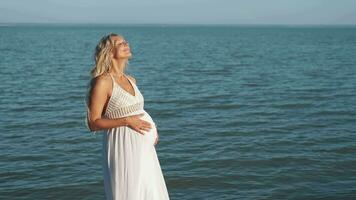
<box><xmin>102</xmin><ymin>73</ymin><xmax>170</xmax><ymax>200</ymax></box>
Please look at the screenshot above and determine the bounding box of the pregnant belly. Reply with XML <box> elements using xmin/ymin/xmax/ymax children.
<box><xmin>137</xmin><ymin>110</ymin><xmax>157</xmax><ymax>145</ymax></box>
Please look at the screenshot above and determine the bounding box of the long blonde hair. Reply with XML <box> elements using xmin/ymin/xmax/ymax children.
<box><xmin>85</xmin><ymin>33</ymin><xmax>128</xmax><ymax>133</ymax></box>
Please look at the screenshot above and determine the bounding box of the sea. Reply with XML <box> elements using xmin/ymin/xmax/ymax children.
<box><xmin>0</xmin><ymin>24</ymin><xmax>355</xmax><ymax>200</ymax></box>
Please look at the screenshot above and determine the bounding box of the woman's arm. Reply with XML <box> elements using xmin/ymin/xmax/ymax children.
<box><xmin>87</xmin><ymin>75</ymin><xmax>127</xmax><ymax>132</ymax></box>
<box><xmin>89</xmin><ymin>116</ymin><xmax>130</xmax><ymax>132</ymax></box>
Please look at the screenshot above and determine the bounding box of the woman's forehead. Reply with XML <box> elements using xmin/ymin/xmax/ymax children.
<box><xmin>112</xmin><ymin>36</ymin><xmax>124</xmax><ymax>43</ymax></box>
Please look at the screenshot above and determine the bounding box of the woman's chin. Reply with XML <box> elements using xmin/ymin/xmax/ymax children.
<box><xmin>119</xmin><ymin>53</ymin><xmax>132</xmax><ymax>59</ymax></box>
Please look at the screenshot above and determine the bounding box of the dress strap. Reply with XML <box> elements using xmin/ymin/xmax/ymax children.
<box><xmin>109</xmin><ymin>73</ymin><xmax>116</xmax><ymax>87</ymax></box>
<box><xmin>124</xmin><ymin>74</ymin><xmax>135</xmax><ymax>87</ymax></box>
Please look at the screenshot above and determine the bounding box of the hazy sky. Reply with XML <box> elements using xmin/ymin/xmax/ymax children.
<box><xmin>1</xmin><ymin>0</ymin><xmax>356</xmax><ymax>24</ymax></box>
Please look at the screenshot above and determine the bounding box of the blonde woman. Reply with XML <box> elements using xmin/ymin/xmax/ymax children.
<box><xmin>85</xmin><ymin>33</ymin><xmax>170</xmax><ymax>200</ymax></box>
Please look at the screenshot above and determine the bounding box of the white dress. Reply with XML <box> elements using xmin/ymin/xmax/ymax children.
<box><xmin>102</xmin><ymin>73</ymin><xmax>170</xmax><ymax>200</ymax></box>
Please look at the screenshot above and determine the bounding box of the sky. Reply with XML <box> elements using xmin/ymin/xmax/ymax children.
<box><xmin>1</xmin><ymin>0</ymin><xmax>356</xmax><ymax>25</ymax></box>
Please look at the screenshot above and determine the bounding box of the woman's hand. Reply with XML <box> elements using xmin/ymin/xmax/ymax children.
<box><xmin>126</xmin><ymin>113</ymin><xmax>153</xmax><ymax>135</ymax></box>
<box><xmin>154</xmin><ymin>125</ymin><xmax>159</xmax><ymax>146</ymax></box>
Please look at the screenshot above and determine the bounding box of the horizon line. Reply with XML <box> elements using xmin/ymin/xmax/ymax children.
<box><xmin>1</xmin><ymin>22</ymin><xmax>356</xmax><ymax>27</ymax></box>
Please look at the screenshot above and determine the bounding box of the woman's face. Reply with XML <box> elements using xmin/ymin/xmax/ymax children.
<box><xmin>111</xmin><ymin>36</ymin><xmax>132</xmax><ymax>59</ymax></box>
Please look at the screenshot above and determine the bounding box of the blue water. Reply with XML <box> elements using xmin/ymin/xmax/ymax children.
<box><xmin>0</xmin><ymin>24</ymin><xmax>356</xmax><ymax>199</ymax></box>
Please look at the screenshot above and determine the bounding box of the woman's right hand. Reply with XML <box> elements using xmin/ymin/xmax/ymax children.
<box><xmin>126</xmin><ymin>113</ymin><xmax>152</xmax><ymax>135</ymax></box>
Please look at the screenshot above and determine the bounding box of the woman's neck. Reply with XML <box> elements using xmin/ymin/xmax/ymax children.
<box><xmin>110</xmin><ymin>59</ymin><xmax>127</xmax><ymax>77</ymax></box>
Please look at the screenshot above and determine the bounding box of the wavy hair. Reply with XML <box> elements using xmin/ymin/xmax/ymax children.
<box><xmin>91</xmin><ymin>33</ymin><xmax>120</xmax><ymax>78</ymax></box>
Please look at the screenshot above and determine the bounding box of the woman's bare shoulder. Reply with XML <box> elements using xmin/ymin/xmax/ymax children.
<box><xmin>90</xmin><ymin>73</ymin><xmax>112</xmax><ymax>90</ymax></box>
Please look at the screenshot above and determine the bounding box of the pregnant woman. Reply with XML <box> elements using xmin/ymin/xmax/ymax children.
<box><xmin>85</xmin><ymin>33</ymin><xmax>170</xmax><ymax>200</ymax></box>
